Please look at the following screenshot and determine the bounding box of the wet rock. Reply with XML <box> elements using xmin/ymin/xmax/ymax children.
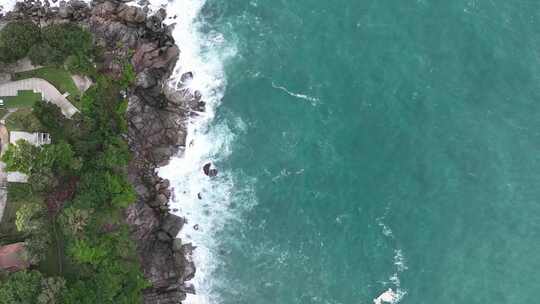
<box><xmin>179</xmin><ymin>283</ymin><xmax>195</xmax><ymax>294</ymax></box>
<box><xmin>180</xmin><ymin>71</ymin><xmax>193</xmax><ymax>83</ymax></box>
<box><xmin>202</xmin><ymin>163</ymin><xmax>218</xmax><ymax>177</ymax></box>
<box><xmin>209</xmin><ymin>168</ymin><xmax>218</xmax><ymax>177</ymax></box>
<box><xmin>203</xmin><ymin>163</ymin><xmax>211</xmax><ymax>175</ymax></box>
<box><xmin>195</xmin><ymin>101</ymin><xmax>206</xmax><ymax>112</ymax></box>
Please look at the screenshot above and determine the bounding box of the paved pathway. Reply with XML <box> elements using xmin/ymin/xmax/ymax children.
<box><xmin>0</xmin><ymin>78</ymin><xmax>79</xmax><ymax>118</ymax></box>
<box><xmin>0</xmin><ymin>124</ymin><xmax>9</xmax><ymax>222</ymax></box>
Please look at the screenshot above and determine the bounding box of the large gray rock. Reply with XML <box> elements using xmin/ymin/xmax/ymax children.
<box><xmin>161</xmin><ymin>214</ymin><xmax>184</xmax><ymax>238</ymax></box>
<box><xmin>117</xmin><ymin>4</ymin><xmax>146</xmax><ymax>24</ymax></box>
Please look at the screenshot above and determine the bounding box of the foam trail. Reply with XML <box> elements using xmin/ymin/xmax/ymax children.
<box><xmin>376</xmin><ymin>216</ymin><xmax>408</xmax><ymax>303</ymax></box>
<box><xmin>149</xmin><ymin>0</ymin><xmax>240</xmax><ymax>303</ymax></box>
<box><xmin>271</xmin><ymin>81</ymin><xmax>320</xmax><ymax>105</ymax></box>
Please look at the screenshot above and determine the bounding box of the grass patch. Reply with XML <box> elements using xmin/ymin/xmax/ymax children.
<box><xmin>0</xmin><ymin>183</ymin><xmax>34</xmax><ymax>246</ymax></box>
<box><xmin>1</xmin><ymin>90</ymin><xmax>41</xmax><ymax>108</ymax></box>
<box><xmin>5</xmin><ymin>108</ymin><xmax>43</xmax><ymax>132</ymax></box>
<box><xmin>14</xmin><ymin>67</ymin><xmax>81</xmax><ymax>108</ymax></box>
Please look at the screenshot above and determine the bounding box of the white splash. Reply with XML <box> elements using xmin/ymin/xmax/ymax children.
<box><xmin>376</xmin><ymin>216</ymin><xmax>408</xmax><ymax>303</ymax></box>
<box><xmin>373</xmin><ymin>288</ymin><xmax>398</xmax><ymax>304</ymax></box>
<box><xmin>149</xmin><ymin>0</ymin><xmax>244</xmax><ymax>304</ymax></box>
<box><xmin>271</xmin><ymin>81</ymin><xmax>320</xmax><ymax>105</ymax></box>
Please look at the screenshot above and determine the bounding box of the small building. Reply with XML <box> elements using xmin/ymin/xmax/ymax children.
<box><xmin>0</xmin><ymin>242</ymin><xmax>30</xmax><ymax>273</ymax></box>
<box><xmin>7</xmin><ymin>171</ymin><xmax>29</xmax><ymax>183</ymax></box>
<box><xmin>9</xmin><ymin>131</ymin><xmax>51</xmax><ymax>147</ymax></box>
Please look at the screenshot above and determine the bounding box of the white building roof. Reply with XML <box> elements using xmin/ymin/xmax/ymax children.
<box><xmin>9</xmin><ymin>131</ymin><xmax>51</xmax><ymax>147</ymax></box>
<box><xmin>7</xmin><ymin>172</ymin><xmax>28</xmax><ymax>183</ymax></box>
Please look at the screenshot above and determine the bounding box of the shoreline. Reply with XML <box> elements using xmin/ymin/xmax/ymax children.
<box><xmin>2</xmin><ymin>0</ymin><xmax>202</xmax><ymax>302</ymax></box>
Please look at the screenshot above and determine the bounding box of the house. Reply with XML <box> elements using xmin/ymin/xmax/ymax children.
<box><xmin>0</xmin><ymin>242</ymin><xmax>30</xmax><ymax>273</ymax></box>
<box><xmin>7</xmin><ymin>171</ymin><xmax>28</xmax><ymax>183</ymax></box>
<box><xmin>9</xmin><ymin>131</ymin><xmax>51</xmax><ymax>146</ymax></box>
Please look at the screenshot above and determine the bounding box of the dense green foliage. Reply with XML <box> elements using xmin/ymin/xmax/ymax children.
<box><xmin>0</xmin><ymin>271</ymin><xmax>65</xmax><ymax>304</ymax></box>
<box><xmin>1</xmin><ymin>73</ymin><xmax>146</xmax><ymax>302</ymax></box>
<box><xmin>0</xmin><ymin>21</ymin><xmax>95</xmax><ymax>75</ymax></box>
<box><xmin>0</xmin><ymin>21</ymin><xmax>147</xmax><ymax>303</ymax></box>
<box><xmin>0</xmin><ymin>22</ymin><xmax>40</xmax><ymax>63</ymax></box>
<box><xmin>0</xmin><ymin>270</ymin><xmax>43</xmax><ymax>304</ymax></box>
<box><xmin>5</xmin><ymin>108</ymin><xmax>44</xmax><ymax>133</ymax></box>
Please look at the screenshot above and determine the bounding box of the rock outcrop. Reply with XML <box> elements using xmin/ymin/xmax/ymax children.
<box><xmin>3</xmin><ymin>1</ymin><xmax>204</xmax><ymax>303</ymax></box>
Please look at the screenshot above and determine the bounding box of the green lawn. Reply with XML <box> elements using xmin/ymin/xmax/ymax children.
<box><xmin>1</xmin><ymin>90</ymin><xmax>42</xmax><ymax>108</ymax></box>
<box><xmin>14</xmin><ymin>67</ymin><xmax>82</xmax><ymax>108</ymax></box>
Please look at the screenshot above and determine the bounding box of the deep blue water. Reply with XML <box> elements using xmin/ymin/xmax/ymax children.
<box><xmin>178</xmin><ymin>1</ymin><xmax>540</xmax><ymax>303</ymax></box>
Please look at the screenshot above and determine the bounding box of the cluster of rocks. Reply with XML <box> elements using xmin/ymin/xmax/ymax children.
<box><xmin>3</xmin><ymin>1</ymin><xmax>207</xmax><ymax>303</ymax></box>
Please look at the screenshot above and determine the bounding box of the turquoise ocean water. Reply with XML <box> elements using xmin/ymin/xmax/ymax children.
<box><xmin>159</xmin><ymin>1</ymin><xmax>540</xmax><ymax>303</ymax></box>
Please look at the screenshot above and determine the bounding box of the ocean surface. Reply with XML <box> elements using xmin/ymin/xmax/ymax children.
<box><xmin>159</xmin><ymin>1</ymin><xmax>540</xmax><ymax>303</ymax></box>
<box><xmin>3</xmin><ymin>0</ymin><xmax>540</xmax><ymax>303</ymax></box>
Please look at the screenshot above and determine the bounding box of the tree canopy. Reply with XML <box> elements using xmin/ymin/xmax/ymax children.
<box><xmin>0</xmin><ymin>22</ymin><xmax>40</xmax><ymax>63</ymax></box>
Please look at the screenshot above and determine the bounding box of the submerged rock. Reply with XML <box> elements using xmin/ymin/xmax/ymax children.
<box><xmin>203</xmin><ymin>162</ymin><xmax>218</xmax><ymax>177</ymax></box>
<box><xmin>203</xmin><ymin>163</ymin><xmax>211</xmax><ymax>175</ymax></box>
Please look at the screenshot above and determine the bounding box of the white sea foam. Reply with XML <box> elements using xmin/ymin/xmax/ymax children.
<box><xmin>271</xmin><ymin>81</ymin><xmax>320</xmax><ymax>106</ymax></box>
<box><xmin>148</xmin><ymin>0</ymin><xmax>244</xmax><ymax>303</ymax></box>
<box><xmin>376</xmin><ymin>216</ymin><xmax>408</xmax><ymax>303</ymax></box>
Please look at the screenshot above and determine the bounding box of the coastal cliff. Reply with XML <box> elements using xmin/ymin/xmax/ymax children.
<box><xmin>2</xmin><ymin>1</ymin><xmax>199</xmax><ymax>302</ymax></box>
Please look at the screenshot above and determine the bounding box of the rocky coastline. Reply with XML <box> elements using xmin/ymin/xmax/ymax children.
<box><xmin>1</xmin><ymin>1</ymin><xmax>199</xmax><ymax>302</ymax></box>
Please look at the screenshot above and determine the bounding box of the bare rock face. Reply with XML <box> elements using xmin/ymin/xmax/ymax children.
<box><xmin>117</xmin><ymin>4</ymin><xmax>146</xmax><ymax>24</ymax></box>
<box><xmin>133</xmin><ymin>42</ymin><xmax>180</xmax><ymax>72</ymax></box>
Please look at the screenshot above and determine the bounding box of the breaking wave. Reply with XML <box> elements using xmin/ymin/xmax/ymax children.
<box><xmin>149</xmin><ymin>0</ymin><xmax>249</xmax><ymax>303</ymax></box>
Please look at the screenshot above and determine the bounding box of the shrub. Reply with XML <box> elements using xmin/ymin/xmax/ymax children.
<box><xmin>37</xmin><ymin>277</ymin><xmax>66</xmax><ymax>304</ymax></box>
<box><xmin>0</xmin><ymin>21</ymin><xmax>41</xmax><ymax>63</ymax></box>
<box><xmin>0</xmin><ymin>270</ymin><xmax>43</xmax><ymax>304</ymax></box>
<box><xmin>28</xmin><ymin>43</ymin><xmax>63</xmax><ymax>66</ymax></box>
<box><xmin>41</xmin><ymin>24</ymin><xmax>93</xmax><ymax>59</ymax></box>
